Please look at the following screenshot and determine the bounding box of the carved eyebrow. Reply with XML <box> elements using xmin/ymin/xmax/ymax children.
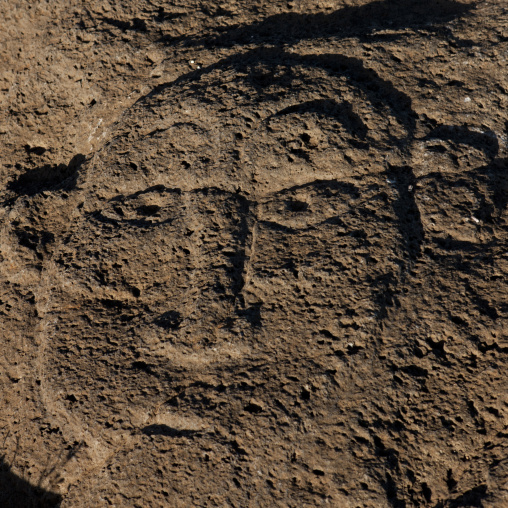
<box><xmin>143</xmin><ymin>48</ymin><xmax>416</xmax><ymax>143</ymax></box>
<box><xmin>262</xmin><ymin>178</ymin><xmax>360</xmax><ymax>198</ymax></box>
<box><xmin>89</xmin><ymin>210</ymin><xmax>176</xmax><ymax>230</ymax></box>
<box><xmin>269</xmin><ymin>99</ymin><xmax>368</xmax><ymax>140</ymax></box>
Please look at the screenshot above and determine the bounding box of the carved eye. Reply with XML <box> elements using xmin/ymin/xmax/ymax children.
<box><xmin>94</xmin><ymin>189</ymin><xmax>184</xmax><ymax>229</ymax></box>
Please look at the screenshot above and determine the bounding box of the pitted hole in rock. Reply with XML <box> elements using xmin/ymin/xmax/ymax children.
<box><xmin>131</xmin><ymin>361</ymin><xmax>155</xmax><ymax>374</ymax></box>
<box><xmin>65</xmin><ymin>394</ymin><xmax>78</xmax><ymax>403</ymax></box>
<box><xmin>100</xmin><ymin>298</ymin><xmax>126</xmax><ymax>309</ymax></box>
<box><xmin>154</xmin><ymin>310</ymin><xmax>182</xmax><ymax>330</ymax></box>
<box><xmin>244</xmin><ymin>400</ymin><xmax>264</xmax><ymax>413</ymax></box>
<box><xmin>286</xmin><ymin>199</ymin><xmax>309</xmax><ymax>212</ymax></box>
<box><xmin>136</xmin><ymin>204</ymin><xmax>161</xmax><ymax>216</ymax></box>
<box><xmin>131</xmin><ymin>287</ymin><xmax>141</xmax><ymax>298</ymax></box>
<box><xmin>15</xmin><ymin>227</ymin><xmax>55</xmax><ymax>254</ymax></box>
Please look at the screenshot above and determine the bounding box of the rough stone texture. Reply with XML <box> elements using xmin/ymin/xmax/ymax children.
<box><xmin>1</xmin><ymin>1</ymin><xmax>507</xmax><ymax>506</ymax></box>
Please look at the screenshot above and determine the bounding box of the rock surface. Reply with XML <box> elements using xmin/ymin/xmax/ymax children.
<box><xmin>1</xmin><ymin>1</ymin><xmax>507</xmax><ymax>506</ymax></box>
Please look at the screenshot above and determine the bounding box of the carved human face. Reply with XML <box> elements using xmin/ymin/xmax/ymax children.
<box><xmin>38</xmin><ymin>54</ymin><xmax>407</xmax><ymax>497</ymax></box>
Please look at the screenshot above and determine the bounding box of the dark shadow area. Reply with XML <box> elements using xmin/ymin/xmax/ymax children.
<box><xmin>7</xmin><ymin>154</ymin><xmax>85</xmax><ymax>197</ymax></box>
<box><xmin>154</xmin><ymin>310</ymin><xmax>183</xmax><ymax>330</ymax></box>
<box><xmin>99</xmin><ymin>16</ymin><xmax>147</xmax><ymax>32</ymax></box>
<box><xmin>424</xmin><ymin>241</ymin><xmax>497</xmax><ymax>279</ymax></box>
<box><xmin>0</xmin><ymin>456</ymin><xmax>62</xmax><ymax>508</ymax></box>
<box><xmin>433</xmin><ymin>484</ymin><xmax>488</xmax><ymax>508</ymax></box>
<box><xmin>386</xmin><ymin>165</ymin><xmax>424</xmax><ymax>261</ymax></box>
<box><xmin>424</xmin><ymin>125</ymin><xmax>506</xmax><ymax>218</ymax></box>
<box><xmin>160</xmin><ymin>0</ymin><xmax>474</xmax><ymax>49</ymax></box>
<box><xmin>225</xmin><ymin>194</ymin><xmax>252</xmax><ymax>306</ymax></box>
<box><xmin>130</xmin><ymin>361</ymin><xmax>156</xmax><ymax>376</ymax></box>
<box><xmin>153</xmin><ymin>7</ymin><xmax>186</xmax><ymax>23</ymax></box>
<box><xmin>141</xmin><ymin>425</ymin><xmax>200</xmax><ymax>438</ymax></box>
<box><xmin>373</xmin><ymin>436</ymin><xmax>406</xmax><ymax>507</ymax></box>
<box><xmin>383</xmin><ymin>472</ymin><xmax>406</xmax><ymax>508</ymax></box>
<box><xmin>425</xmin><ymin>125</ymin><xmax>499</xmax><ymax>159</ymax></box>
<box><xmin>371</xmin><ymin>272</ymin><xmax>399</xmax><ymax>320</ymax></box>
<box><xmin>475</xmin><ymin>158</ymin><xmax>508</xmax><ymax>217</ymax></box>
<box><xmin>238</xmin><ymin>304</ymin><xmax>263</xmax><ymax>327</ymax></box>
<box><xmin>432</xmin><ymin>236</ymin><xmax>492</xmax><ymax>254</ymax></box>
<box><xmin>13</xmin><ymin>225</ymin><xmax>55</xmax><ymax>261</ymax></box>
<box><xmin>472</xmin><ymin>295</ymin><xmax>499</xmax><ymax>320</ymax></box>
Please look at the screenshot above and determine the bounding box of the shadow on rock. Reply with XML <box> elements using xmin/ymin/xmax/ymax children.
<box><xmin>160</xmin><ymin>0</ymin><xmax>474</xmax><ymax>48</ymax></box>
<box><xmin>0</xmin><ymin>456</ymin><xmax>62</xmax><ymax>508</ymax></box>
<box><xmin>141</xmin><ymin>425</ymin><xmax>200</xmax><ymax>438</ymax></box>
<box><xmin>8</xmin><ymin>154</ymin><xmax>86</xmax><ymax>197</ymax></box>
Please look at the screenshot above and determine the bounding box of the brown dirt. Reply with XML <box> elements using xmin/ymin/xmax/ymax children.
<box><xmin>1</xmin><ymin>1</ymin><xmax>507</xmax><ymax>506</ymax></box>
